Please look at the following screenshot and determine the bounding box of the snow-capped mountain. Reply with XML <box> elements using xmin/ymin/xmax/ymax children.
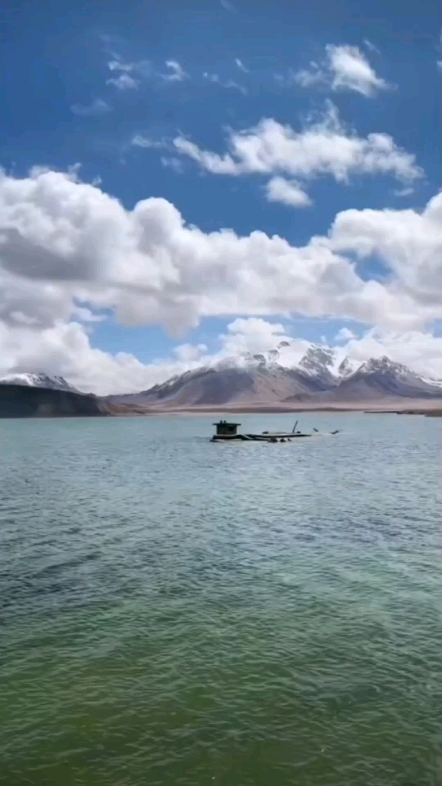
<box><xmin>107</xmin><ymin>346</ymin><xmax>442</xmax><ymax>408</ymax></box>
<box><xmin>0</xmin><ymin>373</ymin><xmax>77</xmax><ymax>392</ymax></box>
<box><xmin>4</xmin><ymin>347</ymin><xmax>441</xmax><ymax>408</ymax></box>
<box><xmin>337</xmin><ymin>357</ymin><xmax>359</xmax><ymax>379</ymax></box>
<box><xmin>299</xmin><ymin>345</ymin><xmax>337</xmax><ymax>373</ymax></box>
<box><xmin>335</xmin><ymin>356</ymin><xmax>442</xmax><ymax>400</ymax></box>
<box><xmin>297</xmin><ymin>346</ymin><xmax>342</xmax><ymax>386</ymax></box>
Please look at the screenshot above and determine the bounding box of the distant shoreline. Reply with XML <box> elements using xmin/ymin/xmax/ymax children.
<box><xmin>111</xmin><ymin>399</ymin><xmax>442</xmax><ymax>417</ymax></box>
<box><xmin>1</xmin><ymin>380</ymin><xmax>441</xmax><ymax>418</ymax></box>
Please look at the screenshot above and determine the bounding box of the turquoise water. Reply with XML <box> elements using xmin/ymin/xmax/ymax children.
<box><xmin>0</xmin><ymin>414</ymin><xmax>441</xmax><ymax>786</ymax></box>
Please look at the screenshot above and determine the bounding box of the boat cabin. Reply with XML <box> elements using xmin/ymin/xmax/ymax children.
<box><xmin>213</xmin><ymin>420</ymin><xmax>241</xmax><ymax>436</ymax></box>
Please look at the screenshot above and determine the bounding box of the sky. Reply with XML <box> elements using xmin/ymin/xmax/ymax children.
<box><xmin>0</xmin><ymin>0</ymin><xmax>441</xmax><ymax>393</ymax></box>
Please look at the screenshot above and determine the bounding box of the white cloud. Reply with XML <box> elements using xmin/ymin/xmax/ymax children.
<box><xmin>393</xmin><ymin>187</ymin><xmax>414</xmax><ymax>197</ymax></box>
<box><xmin>107</xmin><ymin>58</ymin><xmax>151</xmax><ymax>77</ymax></box>
<box><xmin>363</xmin><ymin>39</ymin><xmax>380</xmax><ymax>54</ymax></box>
<box><xmin>292</xmin><ymin>65</ymin><xmax>324</xmax><ymax>88</ymax></box>
<box><xmin>107</xmin><ymin>73</ymin><xmax>139</xmax><ymax>90</ymax></box>
<box><xmin>294</xmin><ymin>44</ymin><xmax>390</xmax><ymax>97</ymax></box>
<box><xmin>265</xmin><ymin>176</ymin><xmax>312</xmax><ymax>208</ymax></box>
<box><xmin>235</xmin><ymin>58</ymin><xmax>249</xmax><ymax>73</ymax></box>
<box><xmin>172</xmin><ymin>342</ymin><xmax>208</xmax><ymax>363</ymax></box>
<box><xmin>106</xmin><ymin>55</ymin><xmax>190</xmax><ymax>87</ymax></box>
<box><xmin>328</xmin><ymin>191</ymin><xmax>442</xmax><ymax>309</ymax></box>
<box><xmin>160</xmin><ymin>156</ymin><xmax>185</xmax><ymax>174</ymax></box>
<box><xmin>0</xmin><ymin>320</ymin><xmax>192</xmax><ymax>394</ymax></box>
<box><xmin>107</xmin><ymin>59</ymin><xmax>135</xmax><ymax>73</ymax></box>
<box><xmin>174</xmin><ymin>103</ymin><xmax>422</xmax><ymax>185</ymax></box>
<box><xmin>218</xmin><ymin>318</ymin><xmax>309</xmax><ymax>363</ymax></box>
<box><xmin>131</xmin><ymin>135</ymin><xmax>168</xmax><ymax>149</ymax></box>
<box><xmin>203</xmin><ymin>72</ymin><xmax>247</xmax><ymax>94</ymax></box>
<box><xmin>339</xmin><ymin>328</ymin><xmax>442</xmax><ymax>378</ymax></box>
<box><xmin>70</xmin><ymin>99</ymin><xmax>111</xmax><ymax>116</ymax></box>
<box><xmin>335</xmin><ymin>326</ymin><xmax>357</xmax><ymax>341</ymax></box>
<box><xmin>72</xmin><ymin>305</ymin><xmax>107</xmax><ymax>323</ymax></box>
<box><xmin>327</xmin><ymin>45</ymin><xmax>389</xmax><ymax>96</ymax></box>
<box><xmin>161</xmin><ymin>60</ymin><xmax>189</xmax><ymax>82</ymax></box>
<box><xmin>173</xmin><ymin>137</ymin><xmax>239</xmax><ymax>174</ymax></box>
<box><xmin>0</xmin><ymin>167</ymin><xmax>438</xmax><ymax>333</ymax></box>
<box><xmin>0</xmin><ymin>167</ymin><xmax>441</xmax><ymax>392</ymax></box>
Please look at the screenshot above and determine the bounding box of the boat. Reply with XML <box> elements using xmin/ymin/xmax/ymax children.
<box><xmin>211</xmin><ymin>420</ymin><xmax>339</xmax><ymax>442</ymax></box>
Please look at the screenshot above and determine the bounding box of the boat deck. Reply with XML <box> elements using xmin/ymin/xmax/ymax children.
<box><xmin>212</xmin><ymin>431</ymin><xmax>314</xmax><ymax>442</ymax></box>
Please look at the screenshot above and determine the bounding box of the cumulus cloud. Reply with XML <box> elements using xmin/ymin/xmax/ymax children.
<box><xmin>326</xmin><ymin>44</ymin><xmax>389</xmax><ymax>96</ymax></box>
<box><xmin>265</xmin><ymin>177</ymin><xmax>312</xmax><ymax>208</ymax></box>
<box><xmin>294</xmin><ymin>44</ymin><xmax>390</xmax><ymax>97</ymax></box>
<box><xmin>0</xmin><ymin>167</ymin><xmax>439</xmax><ymax>332</ymax></box>
<box><xmin>0</xmin><ymin>167</ymin><xmax>441</xmax><ymax>391</ymax></box>
<box><xmin>335</xmin><ymin>326</ymin><xmax>357</xmax><ymax>341</ymax></box>
<box><xmin>221</xmin><ymin>317</ymin><xmax>294</xmax><ymax>356</ymax></box>
<box><xmin>328</xmin><ymin>191</ymin><xmax>442</xmax><ymax>309</ymax></box>
<box><xmin>0</xmin><ymin>320</ymin><xmax>190</xmax><ymax>394</ymax></box>
<box><xmin>173</xmin><ymin>103</ymin><xmax>421</xmax><ymax>185</ymax></box>
<box><xmin>0</xmin><ymin>170</ymin><xmax>440</xmax><ymax>330</ymax></box>
<box><xmin>338</xmin><ymin>328</ymin><xmax>442</xmax><ymax>378</ymax></box>
<box><xmin>70</xmin><ymin>99</ymin><xmax>111</xmax><ymax>116</ymax></box>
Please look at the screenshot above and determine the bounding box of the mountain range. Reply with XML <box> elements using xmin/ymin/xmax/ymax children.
<box><xmin>1</xmin><ymin>344</ymin><xmax>441</xmax><ymax>416</ymax></box>
<box><xmin>106</xmin><ymin>344</ymin><xmax>442</xmax><ymax>409</ymax></box>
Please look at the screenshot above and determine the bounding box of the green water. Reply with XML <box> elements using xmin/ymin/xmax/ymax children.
<box><xmin>0</xmin><ymin>414</ymin><xmax>440</xmax><ymax>786</ymax></box>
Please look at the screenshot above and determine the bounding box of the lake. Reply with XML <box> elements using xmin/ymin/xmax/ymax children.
<box><xmin>0</xmin><ymin>413</ymin><xmax>441</xmax><ymax>786</ymax></box>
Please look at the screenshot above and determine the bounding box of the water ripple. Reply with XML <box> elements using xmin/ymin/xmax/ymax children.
<box><xmin>0</xmin><ymin>413</ymin><xmax>441</xmax><ymax>785</ymax></box>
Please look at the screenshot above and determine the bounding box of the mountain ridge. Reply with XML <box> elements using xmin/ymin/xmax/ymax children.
<box><xmin>2</xmin><ymin>344</ymin><xmax>441</xmax><ymax>409</ymax></box>
<box><xmin>107</xmin><ymin>345</ymin><xmax>442</xmax><ymax>408</ymax></box>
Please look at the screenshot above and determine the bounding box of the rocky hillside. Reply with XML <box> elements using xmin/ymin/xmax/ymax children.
<box><xmin>0</xmin><ymin>384</ymin><xmax>107</xmax><ymax>418</ymax></box>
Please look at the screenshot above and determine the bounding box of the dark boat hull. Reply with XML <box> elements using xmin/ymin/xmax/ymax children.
<box><xmin>212</xmin><ymin>432</ymin><xmax>314</xmax><ymax>442</ymax></box>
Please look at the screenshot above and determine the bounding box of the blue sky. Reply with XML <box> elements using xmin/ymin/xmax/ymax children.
<box><xmin>0</xmin><ymin>0</ymin><xmax>441</xmax><ymax>391</ymax></box>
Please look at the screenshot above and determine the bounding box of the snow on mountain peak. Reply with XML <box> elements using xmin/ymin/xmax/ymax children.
<box><xmin>297</xmin><ymin>345</ymin><xmax>343</xmax><ymax>381</ymax></box>
<box><xmin>299</xmin><ymin>345</ymin><xmax>338</xmax><ymax>372</ymax></box>
<box><xmin>0</xmin><ymin>372</ymin><xmax>77</xmax><ymax>392</ymax></box>
<box><xmin>359</xmin><ymin>356</ymin><xmax>409</xmax><ymax>376</ymax></box>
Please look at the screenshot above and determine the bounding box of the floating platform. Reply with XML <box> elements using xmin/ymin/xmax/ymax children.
<box><xmin>211</xmin><ymin>420</ymin><xmax>339</xmax><ymax>442</ymax></box>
